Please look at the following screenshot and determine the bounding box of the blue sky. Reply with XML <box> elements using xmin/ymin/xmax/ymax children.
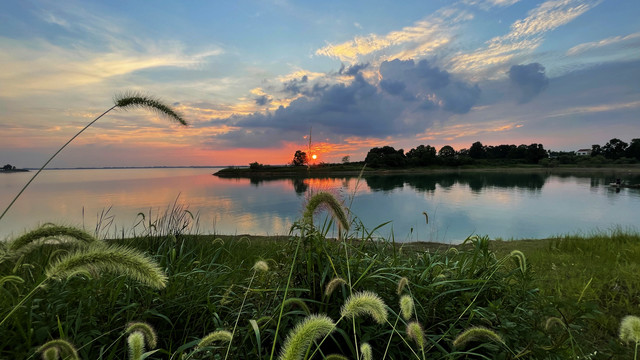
<box><xmin>1</xmin><ymin>0</ymin><xmax>638</xmax><ymax>167</ymax></box>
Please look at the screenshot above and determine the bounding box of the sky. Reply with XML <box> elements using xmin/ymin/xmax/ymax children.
<box><xmin>1</xmin><ymin>0</ymin><xmax>639</xmax><ymax>167</ymax></box>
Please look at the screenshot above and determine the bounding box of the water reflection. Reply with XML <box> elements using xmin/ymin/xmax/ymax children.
<box><xmin>1</xmin><ymin>168</ymin><xmax>639</xmax><ymax>243</ymax></box>
<box><xmin>364</xmin><ymin>172</ymin><xmax>547</xmax><ymax>193</ymax></box>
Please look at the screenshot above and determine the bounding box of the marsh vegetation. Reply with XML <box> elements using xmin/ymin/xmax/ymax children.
<box><xmin>1</xmin><ymin>193</ymin><xmax>639</xmax><ymax>359</ymax></box>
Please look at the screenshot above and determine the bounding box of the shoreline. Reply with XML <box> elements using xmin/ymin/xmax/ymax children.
<box><xmin>214</xmin><ymin>164</ymin><xmax>640</xmax><ymax>178</ymax></box>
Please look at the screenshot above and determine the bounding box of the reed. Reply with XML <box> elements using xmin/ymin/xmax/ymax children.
<box><xmin>0</xmin><ymin>92</ymin><xmax>187</xmax><ymax>224</ymax></box>
<box><xmin>620</xmin><ymin>315</ymin><xmax>640</xmax><ymax>360</ymax></box>
<box><xmin>37</xmin><ymin>339</ymin><xmax>79</xmax><ymax>360</ymax></box>
<box><xmin>277</xmin><ymin>314</ymin><xmax>335</xmax><ymax>360</ymax></box>
<box><xmin>0</xmin><ymin>242</ymin><xmax>166</xmax><ymax>328</ymax></box>
<box><xmin>340</xmin><ymin>291</ymin><xmax>388</xmax><ymax>324</ymax></box>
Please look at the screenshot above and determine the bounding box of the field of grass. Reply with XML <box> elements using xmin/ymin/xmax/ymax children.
<box><xmin>1</xmin><ymin>195</ymin><xmax>639</xmax><ymax>359</ymax></box>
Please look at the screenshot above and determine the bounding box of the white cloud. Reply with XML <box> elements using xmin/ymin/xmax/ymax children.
<box><xmin>566</xmin><ymin>32</ymin><xmax>640</xmax><ymax>56</ymax></box>
<box><xmin>451</xmin><ymin>0</ymin><xmax>598</xmax><ymax>76</ymax></box>
<box><xmin>315</xmin><ymin>7</ymin><xmax>472</xmax><ymax>63</ymax></box>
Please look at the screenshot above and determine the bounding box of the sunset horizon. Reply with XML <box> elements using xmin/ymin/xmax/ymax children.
<box><xmin>1</xmin><ymin>1</ymin><xmax>638</xmax><ymax>168</ymax></box>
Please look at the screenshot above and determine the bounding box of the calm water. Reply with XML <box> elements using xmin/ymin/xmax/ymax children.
<box><xmin>1</xmin><ymin>168</ymin><xmax>639</xmax><ymax>243</ymax></box>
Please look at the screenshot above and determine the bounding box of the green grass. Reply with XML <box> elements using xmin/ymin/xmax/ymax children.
<box><xmin>1</xmin><ymin>214</ymin><xmax>639</xmax><ymax>358</ymax></box>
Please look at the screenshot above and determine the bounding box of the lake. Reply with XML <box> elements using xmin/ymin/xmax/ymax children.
<box><xmin>1</xmin><ymin>168</ymin><xmax>639</xmax><ymax>243</ymax></box>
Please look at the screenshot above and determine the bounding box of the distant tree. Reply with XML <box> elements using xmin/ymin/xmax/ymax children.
<box><xmin>249</xmin><ymin>162</ymin><xmax>264</xmax><ymax>170</ymax></box>
<box><xmin>438</xmin><ymin>145</ymin><xmax>456</xmax><ymax>158</ymax></box>
<box><xmin>469</xmin><ymin>141</ymin><xmax>486</xmax><ymax>159</ymax></box>
<box><xmin>591</xmin><ymin>144</ymin><xmax>602</xmax><ymax>157</ymax></box>
<box><xmin>2</xmin><ymin>164</ymin><xmax>13</xmax><ymax>171</ymax></box>
<box><xmin>486</xmin><ymin>144</ymin><xmax>517</xmax><ymax>159</ymax></box>
<box><xmin>341</xmin><ymin>155</ymin><xmax>350</xmax><ymax>164</ymax></box>
<box><xmin>406</xmin><ymin>145</ymin><xmax>437</xmax><ymax>166</ymax></box>
<box><xmin>292</xmin><ymin>150</ymin><xmax>308</xmax><ymax>166</ymax></box>
<box><xmin>364</xmin><ymin>146</ymin><xmax>406</xmax><ymax>168</ymax></box>
<box><xmin>526</xmin><ymin>143</ymin><xmax>547</xmax><ymax>163</ymax></box>
<box><xmin>626</xmin><ymin>138</ymin><xmax>640</xmax><ymax>160</ymax></box>
<box><xmin>602</xmin><ymin>138</ymin><xmax>628</xmax><ymax>160</ymax></box>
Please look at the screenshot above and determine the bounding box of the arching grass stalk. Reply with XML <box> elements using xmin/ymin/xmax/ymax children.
<box><xmin>0</xmin><ymin>92</ymin><xmax>187</xmax><ymax>224</ymax></box>
<box><xmin>37</xmin><ymin>339</ymin><xmax>79</xmax><ymax>360</ymax></box>
<box><xmin>0</xmin><ymin>243</ymin><xmax>167</xmax><ymax>327</ymax></box>
<box><xmin>225</xmin><ymin>261</ymin><xmax>269</xmax><ymax>359</ymax></box>
<box><xmin>309</xmin><ymin>291</ymin><xmax>422</xmax><ymax>360</ymax></box>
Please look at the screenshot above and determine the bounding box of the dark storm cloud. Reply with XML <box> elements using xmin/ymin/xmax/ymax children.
<box><xmin>379</xmin><ymin>59</ymin><xmax>480</xmax><ymax>113</ymax></box>
<box><xmin>255</xmin><ymin>95</ymin><xmax>271</xmax><ymax>106</ymax></box>
<box><xmin>283</xmin><ymin>75</ymin><xmax>308</xmax><ymax>95</ymax></box>
<box><xmin>339</xmin><ymin>63</ymin><xmax>369</xmax><ymax>76</ymax></box>
<box><xmin>209</xmin><ymin>59</ymin><xmax>481</xmax><ymax>148</ymax></box>
<box><xmin>508</xmin><ymin>63</ymin><xmax>549</xmax><ymax>103</ymax></box>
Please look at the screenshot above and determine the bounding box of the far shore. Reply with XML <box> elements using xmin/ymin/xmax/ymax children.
<box><xmin>214</xmin><ymin>163</ymin><xmax>640</xmax><ymax>178</ymax></box>
<box><xmin>0</xmin><ymin>169</ymin><xmax>29</xmax><ymax>173</ymax></box>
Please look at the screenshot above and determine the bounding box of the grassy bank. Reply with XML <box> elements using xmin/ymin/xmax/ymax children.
<box><xmin>1</xmin><ymin>213</ymin><xmax>639</xmax><ymax>358</ymax></box>
<box><xmin>214</xmin><ymin>163</ymin><xmax>640</xmax><ymax>178</ymax></box>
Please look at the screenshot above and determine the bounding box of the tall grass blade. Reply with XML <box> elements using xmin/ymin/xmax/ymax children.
<box><xmin>0</xmin><ymin>92</ymin><xmax>187</xmax><ymax>224</ymax></box>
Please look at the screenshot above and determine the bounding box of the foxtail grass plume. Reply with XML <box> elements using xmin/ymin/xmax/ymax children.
<box><xmin>114</xmin><ymin>91</ymin><xmax>187</xmax><ymax>126</ymax></box>
<box><xmin>341</xmin><ymin>291</ymin><xmax>388</xmax><ymax>324</ymax></box>
<box><xmin>46</xmin><ymin>244</ymin><xmax>168</xmax><ymax>289</ymax></box>
<box><xmin>41</xmin><ymin>347</ymin><xmax>59</xmax><ymax>360</ymax></box>
<box><xmin>453</xmin><ymin>326</ymin><xmax>504</xmax><ymax>349</ymax></box>
<box><xmin>303</xmin><ymin>192</ymin><xmax>350</xmax><ymax>231</ymax></box>
<box><xmin>197</xmin><ymin>330</ymin><xmax>233</xmax><ymax>349</ymax></box>
<box><xmin>125</xmin><ymin>322</ymin><xmax>158</xmax><ymax>349</ymax></box>
<box><xmin>544</xmin><ymin>317</ymin><xmax>566</xmax><ymax>331</ymax></box>
<box><xmin>399</xmin><ymin>295</ymin><xmax>415</xmax><ymax>320</ymax></box>
<box><xmin>0</xmin><ymin>92</ymin><xmax>187</xmax><ymax>225</ymax></box>
<box><xmin>278</xmin><ymin>314</ymin><xmax>336</xmax><ymax>360</ymax></box>
<box><xmin>325</xmin><ymin>277</ymin><xmax>347</xmax><ymax>297</ymax></box>
<box><xmin>619</xmin><ymin>315</ymin><xmax>640</xmax><ymax>344</ymax></box>
<box><xmin>510</xmin><ymin>250</ymin><xmax>527</xmax><ymax>273</ymax></box>
<box><xmin>397</xmin><ymin>276</ymin><xmax>409</xmax><ymax>295</ymax></box>
<box><xmin>253</xmin><ymin>260</ymin><xmax>269</xmax><ymax>272</ymax></box>
<box><xmin>360</xmin><ymin>342</ymin><xmax>372</xmax><ymax>360</ymax></box>
<box><xmin>127</xmin><ymin>331</ymin><xmax>145</xmax><ymax>360</ymax></box>
<box><xmin>7</xmin><ymin>224</ymin><xmax>96</xmax><ymax>254</ymax></box>
<box><xmin>324</xmin><ymin>355</ymin><xmax>349</xmax><ymax>360</ymax></box>
<box><xmin>406</xmin><ymin>321</ymin><xmax>425</xmax><ymax>349</ymax></box>
<box><xmin>37</xmin><ymin>339</ymin><xmax>79</xmax><ymax>360</ymax></box>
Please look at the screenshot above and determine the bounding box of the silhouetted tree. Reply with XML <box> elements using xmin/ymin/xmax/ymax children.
<box><xmin>469</xmin><ymin>141</ymin><xmax>486</xmax><ymax>159</ymax></box>
<box><xmin>602</xmin><ymin>138</ymin><xmax>628</xmax><ymax>160</ymax></box>
<box><xmin>591</xmin><ymin>144</ymin><xmax>602</xmax><ymax>157</ymax></box>
<box><xmin>364</xmin><ymin>146</ymin><xmax>406</xmax><ymax>168</ymax></box>
<box><xmin>526</xmin><ymin>143</ymin><xmax>547</xmax><ymax>163</ymax></box>
<box><xmin>626</xmin><ymin>138</ymin><xmax>640</xmax><ymax>160</ymax></box>
<box><xmin>438</xmin><ymin>145</ymin><xmax>456</xmax><ymax>158</ymax></box>
<box><xmin>406</xmin><ymin>145</ymin><xmax>437</xmax><ymax>166</ymax></box>
<box><xmin>292</xmin><ymin>150</ymin><xmax>308</xmax><ymax>166</ymax></box>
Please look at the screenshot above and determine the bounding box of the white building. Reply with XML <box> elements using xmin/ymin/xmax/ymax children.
<box><xmin>576</xmin><ymin>149</ymin><xmax>592</xmax><ymax>156</ymax></box>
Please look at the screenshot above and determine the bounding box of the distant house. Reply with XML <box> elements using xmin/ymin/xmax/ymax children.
<box><xmin>576</xmin><ymin>149</ymin><xmax>592</xmax><ymax>156</ymax></box>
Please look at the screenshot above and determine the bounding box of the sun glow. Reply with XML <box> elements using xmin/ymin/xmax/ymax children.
<box><xmin>311</xmin><ymin>154</ymin><xmax>317</xmax><ymax>160</ymax></box>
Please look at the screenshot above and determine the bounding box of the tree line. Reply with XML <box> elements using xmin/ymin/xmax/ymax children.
<box><xmin>362</xmin><ymin>138</ymin><xmax>640</xmax><ymax>168</ymax></box>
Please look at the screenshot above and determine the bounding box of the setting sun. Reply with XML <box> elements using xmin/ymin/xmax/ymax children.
<box><xmin>311</xmin><ymin>154</ymin><xmax>317</xmax><ymax>160</ymax></box>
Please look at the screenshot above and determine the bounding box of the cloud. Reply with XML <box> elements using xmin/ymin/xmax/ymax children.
<box><xmin>315</xmin><ymin>7</ymin><xmax>471</xmax><ymax>63</ymax></box>
<box><xmin>255</xmin><ymin>95</ymin><xmax>272</xmax><ymax>106</ymax></box>
<box><xmin>508</xmin><ymin>63</ymin><xmax>549</xmax><ymax>103</ymax></box>
<box><xmin>566</xmin><ymin>32</ymin><xmax>640</xmax><ymax>56</ymax></box>
<box><xmin>379</xmin><ymin>59</ymin><xmax>480</xmax><ymax>113</ymax></box>
<box><xmin>207</xmin><ymin>59</ymin><xmax>481</xmax><ymax>149</ymax></box>
<box><xmin>451</xmin><ymin>0</ymin><xmax>598</xmax><ymax>76</ymax></box>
